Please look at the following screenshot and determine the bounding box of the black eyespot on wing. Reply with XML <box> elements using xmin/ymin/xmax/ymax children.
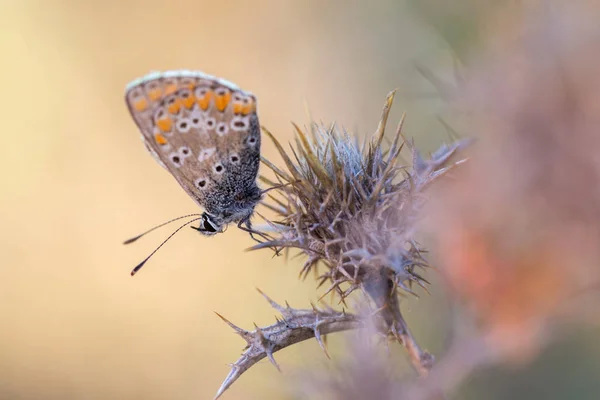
<box><xmin>195</xmin><ymin>177</ymin><xmax>207</xmax><ymax>189</ymax></box>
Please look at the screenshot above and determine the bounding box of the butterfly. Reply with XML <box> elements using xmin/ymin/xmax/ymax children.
<box><xmin>124</xmin><ymin>70</ymin><xmax>264</xmax><ymax>274</ymax></box>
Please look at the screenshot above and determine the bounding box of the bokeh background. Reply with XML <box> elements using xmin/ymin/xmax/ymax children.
<box><xmin>1</xmin><ymin>1</ymin><xmax>599</xmax><ymax>399</ymax></box>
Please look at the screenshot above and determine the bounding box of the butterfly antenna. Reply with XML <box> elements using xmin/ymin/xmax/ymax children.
<box><xmin>123</xmin><ymin>214</ymin><xmax>201</xmax><ymax>245</ymax></box>
<box><xmin>130</xmin><ymin>217</ymin><xmax>202</xmax><ymax>276</ymax></box>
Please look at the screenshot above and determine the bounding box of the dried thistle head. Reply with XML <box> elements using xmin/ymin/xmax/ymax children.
<box><xmin>257</xmin><ymin>92</ymin><xmax>467</xmax><ymax>318</ymax></box>
<box><xmin>215</xmin><ymin>93</ymin><xmax>468</xmax><ymax>398</ymax></box>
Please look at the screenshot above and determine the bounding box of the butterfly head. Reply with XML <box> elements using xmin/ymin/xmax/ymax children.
<box><xmin>191</xmin><ymin>212</ymin><xmax>222</xmax><ymax>236</ymax></box>
<box><xmin>194</xmin><ymin>186</ymin><xmax>262</xmax><ymax>236</ymax></box>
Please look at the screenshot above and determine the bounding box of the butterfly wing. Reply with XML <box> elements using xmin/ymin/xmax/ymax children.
<box><xmin>124</xmin><ymin>71</ymin><xmax>261</xmax><ymax>216</ymax></box>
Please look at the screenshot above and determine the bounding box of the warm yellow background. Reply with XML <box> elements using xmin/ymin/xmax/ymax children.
<box><xmin>0</xmin><ymin>1</ymin><xmax>453</xmax><ymax>399</ymax></box>
<box><xmin>8</xmin><ymin>1</ymin><xmax>599</xmax><ymax>399</ymax></box>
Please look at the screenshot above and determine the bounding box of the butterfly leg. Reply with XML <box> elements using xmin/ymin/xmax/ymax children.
<box><xmin>237</xmin><ymin>218</ymin><xmax>269</xmax><ymax>243</ymax></box>
<box><xmin>237</xmin><ymin>218</ymin><xmax>284</xmax><ymax>257</ymax></box>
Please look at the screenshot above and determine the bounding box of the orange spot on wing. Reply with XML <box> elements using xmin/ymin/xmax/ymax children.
<box><xmin>241</xmin><ymin>104</ymin><xmax>253</xmax><ymax>115</ymax></box>
<box><xmin>133</xmin><ymin>98</ymin><xmax>148</xmax><ymax>111</ymax></box>
<box><xmin>215</xmin><ymin>92</ymin><xmax>232</xmax><ymax>112</ymax></box>
<box><xmin>167</xmin><ymin>99</ymin><xmax>181</xmax><ymax>114</ymax></box>
<box><xmin>154</xmin><ymin>133</ymin><xmax>168</xmax><ymax>145</ymax></box>
<box><xmin>164</xmin><ymin>84</ymin><xmax>178</xmax><ymax>95</ymax></box>
<box><xmin>156</xmin><ymin>118</ymin><xmax>172</xmax><ymax>132</ymax></box>
<box><xmin>197</xmin><ymin>91</ymin><xmax>213</xmax><ymax>111</ymax></box>
<box><xmin>233</xmin><ymin>103</ymin><xmax>243</xmax><ymax>114</ymax></box>
<box><xmin>243</xmin><ymin>97</ymin><xmax>257</xmax><ymax>114</ymax></box>
<box><xmin>148</xmin><ymin>88</ymin><xmax>162</xmax><ymax>101</ymax></box>
<box><xmin>182</xmin><ymin>95</ymin><xmax>196</xmax><ymax>109</ymax></box>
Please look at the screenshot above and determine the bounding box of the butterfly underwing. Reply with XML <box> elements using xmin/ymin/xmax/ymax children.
<box><xmin>125</xmin><ymin>70</ymin><xmax>262</xmax><ymax>236</ymax></box>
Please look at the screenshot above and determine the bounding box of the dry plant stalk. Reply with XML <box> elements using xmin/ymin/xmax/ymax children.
<box><xmin>215</xmin><ymin>91</ymin><xmax>468</xmax><ymax>398</ymax></box>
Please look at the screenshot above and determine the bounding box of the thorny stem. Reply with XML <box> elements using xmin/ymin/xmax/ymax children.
<box><xmin>363</xmin><ymin>272</ymin><xmax>433</xmax><ymax>377</ymax></box>
<box><xmin>395</xmin><ymin>307</ymin><xmax>434</xmax><ymax>377</ymax></box>
<box><xmin>214</xmin><ymin>290</ymin><xmax>375</xmax><ymax>399</ymax></box>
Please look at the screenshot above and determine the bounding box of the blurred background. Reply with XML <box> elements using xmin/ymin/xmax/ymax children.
<box><xmin>1</xmin><ymin>1</ymin><xmax>599</xmax><ymax>399</ymax></box>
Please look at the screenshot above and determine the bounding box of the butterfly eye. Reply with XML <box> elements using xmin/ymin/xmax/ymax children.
<box><xmin>213</xmin><ymin>163</ymin><xmax>225</xmax><ymax>174</ymax></box>
<box><xmin>201</xmin><ymin>214</ymin><xmax>218</xmax><ymax>234</ymax></box>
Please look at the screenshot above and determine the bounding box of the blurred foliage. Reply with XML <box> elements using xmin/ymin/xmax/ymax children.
<box><xmin>461</xmin><ymin>326</ymin><xmax>600</xmax><ymax>400</ymax></box>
